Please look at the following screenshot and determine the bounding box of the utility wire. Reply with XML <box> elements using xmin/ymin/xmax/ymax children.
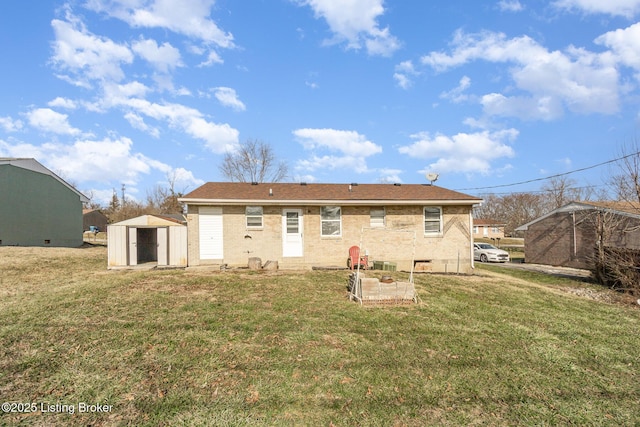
<box><xmin>454</xmin><ymin>150</ymin><xmax>640</xmax><ymax>192</ymax></box>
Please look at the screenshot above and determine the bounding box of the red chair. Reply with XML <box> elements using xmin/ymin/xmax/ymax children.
<box><xmin>348</xmin><ymin>245</ymin><xmax>368</xmax><ymax>270</ymax></box>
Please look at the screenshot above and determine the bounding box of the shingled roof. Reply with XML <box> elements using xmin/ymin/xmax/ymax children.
<box><xmin>180</xmin><ymin>182</ymin><xmax>482</xmax><ymax>206</ymax></box>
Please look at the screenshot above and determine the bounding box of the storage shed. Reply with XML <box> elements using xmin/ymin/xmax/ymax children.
<box><xmin>107</xmin><ymin>215</ymin><xmax>188</xmax><ymax>269</ymax></box>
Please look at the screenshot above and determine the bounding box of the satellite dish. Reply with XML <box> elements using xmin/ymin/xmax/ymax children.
<box><xmin>426</xmin><ymin>172</ymin><xmax>439</xmax><ymax>185</ymax></box>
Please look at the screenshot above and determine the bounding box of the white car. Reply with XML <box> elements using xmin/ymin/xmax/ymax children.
<box><xmin>474</xmin><ymin>243</ymin><xmax>510</xmax><ymax>263</ymax></box>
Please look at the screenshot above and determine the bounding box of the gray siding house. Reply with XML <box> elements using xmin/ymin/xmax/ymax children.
<box><xmin>0</xmin><ymin>158</ymin><xmax>89</xmax><ymax>247</ymax></box>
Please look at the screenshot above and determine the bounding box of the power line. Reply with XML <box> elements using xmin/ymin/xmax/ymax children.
<box><xmin>477</xmin><ymin>183</ymin><xmax>608</xmax><ymax>196</ymax></box>
<box><xmin>454</xmin><ymin>151</ymin><xmax>640</xmax><ymax>192</ymax></box>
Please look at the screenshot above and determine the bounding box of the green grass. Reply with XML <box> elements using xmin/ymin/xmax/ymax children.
<box><xmin>1</xmin><ymin>247</ymin><xmax>639</xmax><ymax>426</ymax></box>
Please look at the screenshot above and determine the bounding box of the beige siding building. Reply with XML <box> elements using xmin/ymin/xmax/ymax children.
<box><xmin>473</xmin><ymin>219</ymin><xmax>506</xmax><ymax>240</ymax></box>
<box><xmin>179</xmin><ymin>182</ymin><xmax>482</xmax><ymax>273</ymax></box>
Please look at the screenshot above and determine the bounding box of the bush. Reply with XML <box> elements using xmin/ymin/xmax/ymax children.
<box><xmin>591</xmin><ymin>246</ymin><xmax>640</xmax><ymax>295</ymax></box>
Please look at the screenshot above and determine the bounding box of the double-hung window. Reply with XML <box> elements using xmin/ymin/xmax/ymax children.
<box><xmin>424</xmin><ymin>207</ymin><xmax>442</xmax><ymax>235</ymax></box>
<box><xmin>246</xmin><ymin>206</ymin><xmax>263</xmax><ymax>228</ymax></box>
<box><xmin>321</xmin><ymin>206</ymin><xmax>341</xmax><ymax>237</ymax></box>
<box><xmin>370</xmin><ymin>208</ymin><xmax>385</xmax><ymax>228</ymax></box>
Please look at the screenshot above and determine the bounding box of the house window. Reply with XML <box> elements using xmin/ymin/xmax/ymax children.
<box><xmin>370</xmin><ymin>208</ymin><xmax>385</xmax><ymax>228</ymax></box>
<box><xmin>424</xmin><ymin>207</ymin><xmax>442</xmax><ymax>235</ymax></box>
<box><xmin>492</xmin><ymin>226</ymin><xmax>500</xmax><ymax>233</ymax></box>
<box><xmin>473</xmin><ymin>226</ymin><xmax>479</xmax><ymax>234</ymax></box>
<box><xmin>321</xmin><ymin>206</ymin><xmax>341</xmax><ymax>237</ymax></box>
<box><xmin>246</xmin><ymin>206</ymin><xmax>263</xmax><ymax>228</ymax></box>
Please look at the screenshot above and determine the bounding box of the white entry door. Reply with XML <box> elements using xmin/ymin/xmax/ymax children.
<box><xmin>282</xmin><ymin>209</ymin><xmax>303</xmax><ymax>257</ymax></box>
<box><xmin>199</xmin><ymin>207</ymin><xmax>224</xmax><ymax>260</ymax></box>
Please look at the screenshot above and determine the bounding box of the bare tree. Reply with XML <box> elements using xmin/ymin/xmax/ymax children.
<box><xmin>474</xmin><ymin>192</ymin><xmax>548</xmax><ymax>236</ymax></box>
<box><xmin>541</xmin><ymin>176</ymin><xmax>582</xmax><ymax>210</ymax></box>
<box><xmin>146</xmin><ymin>171</ymin><xmax>188</xmax><ymax>214</ymax></box>
<box><xmin>220</xmin><ymin>139</ymin><xmax>288</xmax><ymax>183</ymax></box>
<box><xmin>608</xmin><ymin>139</ymin><xmax>640</xmax><ymax>204</ymax></box>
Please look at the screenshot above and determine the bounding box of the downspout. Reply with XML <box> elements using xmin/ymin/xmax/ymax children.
<box><xmin>470</xmin><ymin>211</ymin><xmax>475</xmax><ymax>270</ymax></box>
<box><xmin>572</xmin><ymin>211</ymin><xmax>577</xmax><ymax>258</ymax></box>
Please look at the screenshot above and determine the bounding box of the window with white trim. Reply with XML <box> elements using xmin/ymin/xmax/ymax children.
<box><xmin>246</xmin><ymin>206</ymin><xmax>263</xmax><ymax>228</ymax></box>
<box><xmin>321</xmin><ymin>206</ymin><xmax>341</xmax><ymax>236</ymax></box>
<box><xmin>370</xmin><ymin>208</ymin><xmax>385</xmax><ymax>228</ymax></box>
<box><xmin>424</xmin><ymin>206</ymin><xmax>442</xmax><ymax>235</ymax></box>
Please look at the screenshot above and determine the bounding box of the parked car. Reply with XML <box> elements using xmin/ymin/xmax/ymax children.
<box><xmin>474</xmin><ymin>243</ymin><xmax>510</xmax><ymax>263</ymax></box>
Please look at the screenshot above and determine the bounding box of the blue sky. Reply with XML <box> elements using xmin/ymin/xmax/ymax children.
<box><xmin>1</xmin><ymin>0</ymin><xmax>640</xmax><ymax>204</ymax></box>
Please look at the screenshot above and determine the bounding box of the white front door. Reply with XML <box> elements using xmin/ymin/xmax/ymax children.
<box><xmin>199</xmin><ymin>207</ymin><xmax>224</xmax><ymax>260</ymax></box>
<box><xmin>282</xmin><ymin>209</ymin><xmax>303</xmax><ymax>257</ymax></box>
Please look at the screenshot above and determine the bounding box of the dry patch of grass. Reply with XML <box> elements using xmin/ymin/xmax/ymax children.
<box><xmin>1</xmin><ymin>247</ymin><xmax>639</xmax><ymax>426</ymax></box>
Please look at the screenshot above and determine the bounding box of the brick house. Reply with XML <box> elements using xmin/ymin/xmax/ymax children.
<box><xmin>472</xmin><ymin>219</ymin><xmax>506</xmax><ymax>240</ymax></box>
<box><xmin>178</xmin><ymin>182</ymin><xmax>482</xmax><ymax>272</ymax></box>
<box><xmin>515</xmin><ymin>201</ymin><xmax>640</xmax><ymax>269</ymax></box>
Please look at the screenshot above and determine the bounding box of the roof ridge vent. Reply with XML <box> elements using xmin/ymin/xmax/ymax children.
<box><xmin>300</xmin><ymin>182</ymin><xmax>307</xmax><ymax>186</ymax></box>
<box><xmin>394</xmin><ymin>183</ymin><xmax>401</xmax><ymax>186</ymax></box>
<box><xmin>251</xmin><ymin>182</ymin><xmax>259</xmax><ymax>185</ymax></box>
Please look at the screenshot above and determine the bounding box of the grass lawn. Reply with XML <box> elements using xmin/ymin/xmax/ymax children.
<box><xmin>1</xmin><ymin>246</ymin><xmax>639</xmax><ymax>426</ymax></box>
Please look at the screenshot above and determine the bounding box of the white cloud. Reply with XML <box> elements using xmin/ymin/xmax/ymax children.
<box><xmin>293</xmin><ymin>174</ymin><xmax>317</xmax><ymax>183</ymax></box>
<box><xmin>0</xmin><ymin>136</ymin><xmax>168</xmax><ymax>185</ymax></box>
<box><xmin>198</xmin><ymin>50</ymin><xmax>224</xmax><ymax>67</ymax></box>
<box><xmin>100</xmin><ymin>83</ymin><xmax>240</xmax><ymax>152</ymax></box>
<box><xmin>377</xmin><ymin>168</ymin><xmax>403</xmax><ymax>183</ymax></box>
<box><xmin>132</xmin><ymin>38</ymin><xmax>183</xmax><ymax>72</ymax></box>
<box><xmin>297</xmin><ymin>155</ymin><xmax>371</xmax><ymax>174</ymax></box>
<box><xmin>48</xmin><ymin>97</ymin><xmax>77</xmax><ymax>109</ymax></box>
<box><xmin>213</xmin><ymin>87</ymin><xmax>246</xmax><ymax>111</ymax></box>
<box><xmin>50</xmin><ymin>12</ymin><xmax>133</xmax><ymax>86</ymax></box>
<box><xmin>26</xmin><ymin>108</ymin><xmax>82</xmax><ymax>136</ymax></box>
<box><xmin>293</xmin><ymin>128</ymin><xmax>382</xmax><ymax>156</ymax></box>
<box><xmin>0</xmin><ymin>116</ymin><xmax>23</xmax><ymax>132</ymax></box>
<box><xmin>124</xmin><ymin>112</ymin><xmax>160</xmax><ymax>137</ymax></box>
<box><xmin>293</xmin><ymin>128</ymin><xmax>382</xmax><ymax>175</ymax></box>
<box><xmin>440</xmin><ymin>76</ymin><xmax>472</xmax><ymax>103</ymax></box>
<box><xmin>298</xmin><ymin>0</ymin><xmax>400</xmax><ymax>56</ymax></box>
<box><xmin>421</xmin><ymin>30</ymin><xmax>620</xmax><ymax>120</ymax></box>
<box><xmin>169</xmin><ymin>167</ymin><xmax>205</xmax><ymax>188</ymax></box>
<box><xmin>394</xmin><ymin>60</ymin><xmax>419</xmax><ymax>89</ymax></box>
<box><xmin>596</xmin><ymin>22</ymin><xmax>640</xmax><ymax>71</ymax></box>
<box><xmin>553</xmin><ymin>0</ymin><xmax>640</xmax><ymax>17</ymax></box>
<box><xmin>398</xmin><ymin>129</ymin><xmax>518</xmax><ymax>175</ymax></box>
<box><xmin>498</xmin><ymin>0</ymin><xmax>524</xmax><ymax>12</ymax></box>
<box><xmin>481</xmin><ymin>93</ymin><xmax>564</xmax><ymax>121</ymax></box>
<box><xmin>85</xmin><ymin>0</ymin><xmax>234</xmax><ymax>48</ymax></box>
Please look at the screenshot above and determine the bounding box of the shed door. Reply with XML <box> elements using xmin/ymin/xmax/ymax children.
<box><xmin>107</xmin><ymin>226</ymin><xmax>127</xmax><ymax>267</ymax></box>
<box><xmin>169</xmin><ymin>226</ymin><xmax>188</xmax><ymax>266</ymax></box>
<box><xmin>199</xmin><ymin>207</ymin><xmax>223</xmax><ymax>259</ymax></box>
<box><xmin>157</xmin><ymin>227</ymin><xmax>168</xmax><ymax>266</ymax></box>
<box><xmin>282</xmin><ymin>209</ymin><xmax>303</xmax><ymax>257</ymax></box>
<box><xmin>128</xmin><ymin>227</ymin><xmax>137</xmax><ymax>266</ymax></box>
